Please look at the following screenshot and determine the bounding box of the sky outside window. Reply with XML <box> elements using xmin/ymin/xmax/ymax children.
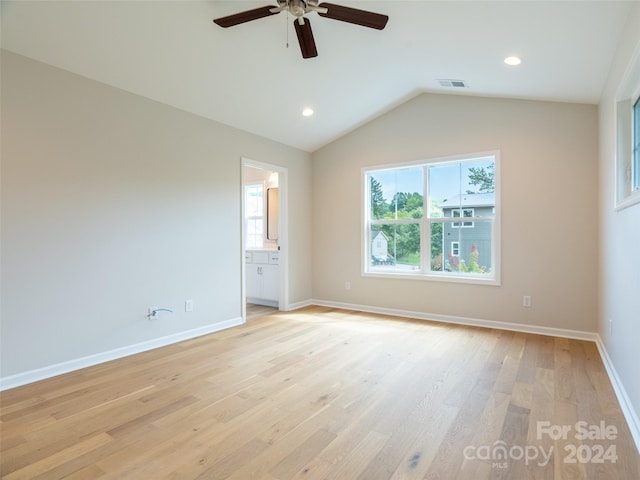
<box><xmin>371</xmin><ymin>157</ymin><xmax>494</xmax><ymax>206</ymax></box>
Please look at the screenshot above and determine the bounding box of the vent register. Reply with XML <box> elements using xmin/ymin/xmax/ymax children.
<box><xmin>437</xmin><ymin>79</ymin><xmax>468</xmax><ymax>88</ymax></box>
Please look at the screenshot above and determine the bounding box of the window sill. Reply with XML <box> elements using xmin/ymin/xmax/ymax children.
<box><xmin>615</xmin><ymin>190</ymin><xmax>640</xmax><ymax>211</ymax></box>
<box><xmin>362</xmin><ymin>270</ymin><xmax>501</xmax><ymax>286</ymax></box>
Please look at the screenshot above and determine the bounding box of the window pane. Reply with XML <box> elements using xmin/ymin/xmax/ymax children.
<box><xmin>442</xmin><ymin>220</ymin><xmax>493</xmax><ymax>274</ymax></box>
<box><xmin>429</xmin><ymin>222</ymin><xmax>444</xmax><ymax>271</ymax></box>
<box><xmin>429</xmin><ymin>159</ymin><xmax>495</xmax><ymax>219</ymax></box>
<box><xmin>245</xmin><ymin>185</ymin><xmax>263</xmax><ymax>217</ymax></box>
<box><xmin>246</xmin><ymin>218</ymin><xmax>263</xmax><ymax>249</ymax></box>
<box><xmin>633</xmin><ymin>97</ymin><xmax>639</xmax><ymax>190</ymax></box>
<box><xmin>370</xmin><ymin>224</ymin><xmax>420</xmax><ymax>271</ymax></box>
<box><xmin>428</xmin><ymin>163</ymin><xmax>463</xmax><ymax>214</ymax></box>
<box><xmin>245</xmin><ymin>184</ymin><xmax>264</xmax><ymax>248</ymax></box>
<box><xmin>369</xmin><ymin>167</ymin><xmax>423</xmax><ymax>220</ymax></box>
<box><xmin>248</xmin><ymin>218</ymin><xmax>263</xmax><ymax>235</ymax></box>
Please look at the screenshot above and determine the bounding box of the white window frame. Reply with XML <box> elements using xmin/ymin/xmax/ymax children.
<box><xmin>615</xmin><ymin>43</ymin><xmax>640</xmax><ymax>210</ymax></box>
<box><xmin>451</xmin><ymin>241</ymin><xmax>460</xmax><ymax>256</ymax></box>
<box><xmin>362</xmin><ymin>151</ymin><xmax>500</xmax><ymax>286</ymax></box>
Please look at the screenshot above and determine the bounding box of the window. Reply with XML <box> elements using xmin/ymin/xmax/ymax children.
<box><xmin>615</xmin><ymin>47</ymin><xmax>640</xmax><ymax>209</ymax></box>
<box><xmin>245</xmin><ymin>183</ymin><xmax>264</xmax><ymax>249</ymax></box>
<box><xmin>634</xmin><ymin>96</ymin><xmax>640</xmax><ymax>192</ymax></box>
<box><xmin>452</xmin><ymin>208</ymin><xmax>474</xmax><ymax>228</ymax></box>
<box><xmin>364</xmin><ymin>153</ymin><xmax>499</xmax><ymax>284</ymax></box>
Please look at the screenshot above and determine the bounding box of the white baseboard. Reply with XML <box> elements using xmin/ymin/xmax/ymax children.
<box><xmin>0</xmin><ymin>317</ymin><xmax>244</xmax><ymax>391</ymax></box>
<box><xmin>283</xmin><ymin>299</ymin><xmax>314</xmax><ymax>311</ymax></box>
<box><xmin>310</xmin><ymin>299</ymin><xmax>599</xmax><ymax>341</ymax></box>
<box><xmin>594</xmin><ymin>335</ymin><xmax>640</xmax><ymax>454</ymax></box>
<box><xmin>247</xmin><ymin>297</ymin><xmax>278</xmax><ymax>308</ymax></box>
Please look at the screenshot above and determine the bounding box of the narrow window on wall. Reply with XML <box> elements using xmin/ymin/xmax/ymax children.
<box><xmin>245</xmin><ymin>183</ymin><xmax>264</xmax><ymax>249</ymax></box>
<box><xmin>615</xmin><ymin>48</ymin><xmax>640</xmax><ymax>209</ymax></box>
<box><xmin>633</xmin><ymin>96</ymin><xmax>640</xmax><ymax>192</ymax></box>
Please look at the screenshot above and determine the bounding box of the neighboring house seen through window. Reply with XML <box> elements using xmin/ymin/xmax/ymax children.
<box><xmin>364</xmin><ymin>153</ymin><xmax>499</xmax><ymax>284</ymax></box>
<box><xmin>452</xmin><ymin>208</ymin><xmax>474</xmax><ymax>228</ymax></box>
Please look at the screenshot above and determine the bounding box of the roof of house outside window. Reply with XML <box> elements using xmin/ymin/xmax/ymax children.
<box><xmin>440</xmin><ymin>193</ymin><xmax>495</xmax><ymax>209</ymax></box>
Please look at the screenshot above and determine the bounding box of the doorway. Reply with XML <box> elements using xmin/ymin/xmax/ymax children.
<box><xmin>241</xmin><ymin>158</ymin><xmax>288</xmax><ymax>321</ymax></box>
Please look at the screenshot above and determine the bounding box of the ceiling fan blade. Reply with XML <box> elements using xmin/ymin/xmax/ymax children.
<box><xmin>306</xmin><ymin>5</ymin><xmax>328</xmax><ymax>14</ymax></box>
<box><xmin>213</xmin><ymin>6</ymin><xmax>278</xmax><ymax>28</ymax></box>
<box><xmin>294</xmin><ymin>18</ymin><xmax>318</xmax><ymax>59</ymax></box>
<box><xmin>318</xmin><ymin>2</ymin><xmax>388</xmax><ymax>30</ymax></box>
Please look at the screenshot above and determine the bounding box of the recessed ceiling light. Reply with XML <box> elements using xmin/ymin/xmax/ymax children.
<box><xmin>302</xmin><ymin>107</ymin><xmax>314</xmax><ymax>117</ymax></box>
<box><xmin>504</xmin><ymin>56</ymin><xmax>522</xmax><ymax>66</ymax></box>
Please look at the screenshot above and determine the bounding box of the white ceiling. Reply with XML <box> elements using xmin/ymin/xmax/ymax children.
<box><xmin>1</xmin><ymin>1</ymin><xmax>636</xmax><ymax>152</ymax></box>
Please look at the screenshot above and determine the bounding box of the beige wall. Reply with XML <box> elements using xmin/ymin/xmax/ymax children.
<box><xmin>0</xmin><ymin>51</ymin><xmax>312</xmax><ymax>379</ymax></box>
<box><xmin>598</xmin><ymin>4</ymin><xmax>640</xmax><ymax>437</ymax></box>
<box><xmin>312</xmin><ymin>93</ymin><xmax>599</xmax><ymax>332</ymax></box>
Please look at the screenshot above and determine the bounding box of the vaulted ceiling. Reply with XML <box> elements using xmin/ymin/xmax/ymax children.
<box><xmin>1</xmin><ymin>1</ymin><xmax>635</xmax><ymax>152</ymax></box>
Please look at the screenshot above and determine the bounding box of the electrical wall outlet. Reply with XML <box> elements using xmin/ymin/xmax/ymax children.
<box><xmin>609</xmin><ymin>318</ymin><xmax>613</xmax><ymax>335</ymax></box>
<box><xmin>185</xmin><ymin>299</ymin><xmax>194</xmax><ymax>312</ymax></box>
<box><xmin>522</xmin><ymin>295</ymin><xmax>532</xmax><ymax>307</ymax></box>
<box><xmin>345</xmin><ymin>281</ymin><xmax>351</xmax><ymax>290</ymax></box>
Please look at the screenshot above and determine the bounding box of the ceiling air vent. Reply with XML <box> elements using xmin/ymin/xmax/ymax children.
<box><xmin>437</xmin><ymin>79</ymin><xmax>468</xmax><ymax>88</ymax></box>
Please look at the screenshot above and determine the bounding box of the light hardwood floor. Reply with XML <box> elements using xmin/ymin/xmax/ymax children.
<box><xmin>1</xmin><ymin>306</ymin><xmax>639</xmax><ymax>479</ymax></box>
<box><xmin>247</xmin><ymin>303</ymin><xmax>279</xmax><ymax>320</ymax></box>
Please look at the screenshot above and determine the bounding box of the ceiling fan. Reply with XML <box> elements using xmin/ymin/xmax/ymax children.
<box><xmin>213</xmin><ymin>0</ymin><xmax>389</xmax><ymax>59</ymax></box>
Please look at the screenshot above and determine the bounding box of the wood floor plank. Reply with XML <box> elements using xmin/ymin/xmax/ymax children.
<box><xmin>1</xmin><ymin>306</ymin><xmax>638</xmax><ymax>479</ymax></box>
<box><xmin>3</xmin><ymin>433</ymin><xmax>112</xmax><ymax>480</ymax></box>
<box><xmin>389</xmin><ymin>402</ymin><xmax>459</xmax><ymax>480</ymax></box>
<box><xmin>324</xmin><ymin>429</ymin><xmax>389</xmax><ymax>479</ymax></box>
<box><xmin>270</xmin><ymin>428</ymin><xmax>337</xmax><ymax>479</ymax></box>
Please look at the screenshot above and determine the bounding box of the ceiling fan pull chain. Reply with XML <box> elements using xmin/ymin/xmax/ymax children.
<box><xmin>284</xmin><ymin>10</ymin><xmax>289</xmax><ymax>48</ymax></box>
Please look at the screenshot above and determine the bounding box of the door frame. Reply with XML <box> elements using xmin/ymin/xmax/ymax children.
<box><xmin>240</xmin><ymin>157</ymin><xmax>289</xmax><ymax>321</ymax></box>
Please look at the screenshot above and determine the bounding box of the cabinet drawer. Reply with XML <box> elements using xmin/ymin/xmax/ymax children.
<box><xmin>268</xmin><ymin>252</ymin><xmax>279</xmax><ymax>265</ymax></box>
<box><xmin>245</xmin><ymin>252</ymin><xmax>252</xmax><ymax>263</ymax></box>
<box><xmin>252</xmin><ymin>252</ymin><xmax>269</xmax><ymax>264</ymax></box>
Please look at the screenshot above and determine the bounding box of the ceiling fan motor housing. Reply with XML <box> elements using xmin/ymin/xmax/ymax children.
<box><xmin>288</xmin><ymin>0</ymin><xmax>307</xmax><ymax>17</ymax></box>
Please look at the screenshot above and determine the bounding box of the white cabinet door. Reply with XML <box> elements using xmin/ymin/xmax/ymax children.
<box><xmin>246</xmin><ymin>265</ymin><xmax>261</xmax><ymax>299</ymax></box>
<box><xmin>245</xmin><ymin>251</ymin><xmax>279</xmax><ymax>306</ymax></box>
<box><xmin>261</xmin><ymin>265</ymin><xmax>279</xmax><ymax>301</ymax></box>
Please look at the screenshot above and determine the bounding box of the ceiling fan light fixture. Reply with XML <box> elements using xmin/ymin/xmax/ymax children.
<box><xmin>504</xmin><ymin>55</ymin><xmax>522</xmax><ymax>66</ymax></box>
